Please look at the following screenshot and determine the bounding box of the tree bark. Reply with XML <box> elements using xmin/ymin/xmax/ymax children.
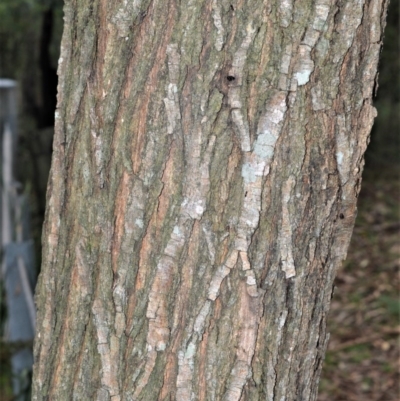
<box><xmin>32</xmin><ymin>0</ymin><xmax>389</xmax><ymax>400</ymax></box>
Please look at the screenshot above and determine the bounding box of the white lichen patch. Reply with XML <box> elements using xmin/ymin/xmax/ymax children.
<box><xmin>334</xmin><ymin>0</ymin><xmax>363</xmax><ymax>55</ymax></box>
<box><xmin>122</xmin><ymin>181</ymin><xmax>146</xmax><ymax>243</ymax></box>
<box><xmin>257</xmin><ymin>91</ymin><xmax>287</xmax><ymax>129</ymax></box>
<box><xmin>181</xmin><ymin>198</ymin><xmax>205</xmax><ymax>220</ymax></box>
<box><xmin>181</xmin><ymin>133</ymin><xmax>215</xmax><ymax>221</ymax></box>
<box><xmin>164</xmin><ymin>224</ymin><xmax>186</xmax><ymax>258</ymax></box>
<box><xmin>280</xmin><ymin>176</ymin><xmax>296</xmax><ymax>278</ymax></box>
<box><xmin>211</xmin><ymin>0</ymin><xmax>225</xmax><ymax>51</ymax></box>
<box><xmin>92</xmin><ymin>300</ymin><xmax>110</xmax><ymax>344</ymax></box>
<box><xmin>229</xmin><ymin>91</ymin><xmax>287</xmax><ymax>297</ymax></box>
<box><xmin>241</xmin><ymin>162</ymin><xmax>264</xmax><ymax>183</ymax></box>
<box><xmin>240</xmin><ymin>251</ymin><xmax>251</xmax><ymax>271</ymax></box>
<box><xmin>335</xmin><ymin>114</ymin><xmax>351</xmax><ymax>186</ymax></box>
<box><xmin>241</xmin><ymin>92</ymin><xmax>287</xmax><ymax>186</ymax></box>
<box><xmin>223</xmin><ymin>360</ymin><xmax>251</xmax><ymax>401</ymax></box>
<box><xmin>294</xmin><ymin>70</ymin><xmax>311</xmax><ymax>87</ymax></box>
<box><xmin>185</xmin><ymin>342</ymin><xmax>196</xmax><ymax>359</ymax></box>
<box><xmin>176</xmin><ymin>344</ymin><xmax>196</xmax><ymax>401</ymax></box>
<box><xmin>114</xmin><ymin>312</ymin><xmax>125</xmax><ymax>338</ymax></box>
<box><xmin>87</xmin><ymin>87</ymin><xmax>106</xmax><ymax>187</ymax></box>
<box><xmin>145</xmin><ymin>219</ymin><xmax>188</xmax><ymax>362</ymax></box>
<box><xmin>232</xmin><ymin>109</ymin><xmax>251</xmax><ymax>152</ymax></box>
<box><xmin>302</xmin><ymin>28</ymin><xmax>321</xmax><ymax>48</ymax></box>
<box><xmin>264</xmin><ymin>308</ymin><xmax>289</xmax><ymax>401</ymax></box>
<box><xmin>293</xmin><ymin>45</ymin><xmax>314</xmax><ymax>86</ymax></box>
<box><xmin>278</xmin><ymin>44</ymin><xmax>294</xmax><ymax>91</ymax></box>
<box><xmin>278</xmin><ymin>0</ymin><xmax>293</xmax><ymax>27</ymax></box>
<box><xmin>245</xmin><ymin>270</ymin><xmax>259</xmax><ymax>297</ymax></box>
<box><xmin>299</xmin><ymin>0</ymin><xmax>330</xmax><ymax>62</ymax></box>
<box><xmin>238</xmin><ymin>193</ymin><xmax>262</xmax><ymax>240</ymax></box>
<box><xmin>163</xmin><ymin>84</ymin><xmax>180</xmax><ymax>135</ymax></box>
<box><xmin>207</xmin><ymin>250</ymin><xmax>238</xmax><ymax>300</ymax></box>
<box><xmin>223</xmin><ymin>284</ymin><xmax>263</xmax><ymax>400</ymax></box>
<box><xmin>311</xmin><ymin>83</ymin><xmax>329</xmax><ymax>111</ymax></box>
<box><xmin>369</xmin><ymin>1</ymin><xmax>383</xmax><ymax>43</ymax></box>
<box><xmin>132</xmin><ymin>350</ymin><xmax>157</xmax><ymax>399</ymax></box>
<box><xmin>110</xmin><ymin>0</ymin><xmax>141</xmax><ymax>37</ymax></box>
<box><xmin>134</xmin><ymin>218</ymin><xmax>144</xmax><ymax>228</ymax></box>
<box><xmin>193</xmin><ymin>300</ymin><xmax>212</xmax><ymax>335</ymax></box>
<box><xmin>202</xmin><ymin>225</ymin><xmax>216</xmax><ymax>263</ymax></box>
<box><xmin>208</xmin><ymin>265</ymin><xmax>231</xmax><ymax>300</ymax></box>
<box><xmin>313</xmin><ymin>3</ymin><xmax>330</xmax><ymax>31</ymax></box>
<box><xmin>278</xmin><ymin>310</ymin><xmax>288</xmax><ymax>330</ymax></box>
<box><xmin>280</xmin><ymin>44</ymin><xmax>293</xmax><ymax>74</ymax></box>
<box><xmin>141</xmin><ymin>62</ymin><xmax>219</xmax><ymax>395</ymax></box>
<box><xmin>246</xmin><ymin>271</ymin><xmax>257</xmax><ymax>286</ymax></box>
<box><xmin>228</xmin><ymin>24</ymin><xmax>257</xmax><ymax>151</ymax></box>
<box><xmin>230</xmin><ymin>23</ymin><xmax>256</xmax><ymax>79</ymax></box>
<box><xmin>112</xmin><ymin>285</ymin><xmax>126</xmax><ymax>314</ymax></box>
<box><xmin>163</xmin><ymin>45</ymin><xmax>182</xmax><ymax>135</ymax></box>
<box><xmin>202</xmin><ymin>89</ymin><xmax>290</xmax><ymax>399</ymax></box>
<box><xmin>176</xmin><ymin>300</ymin><xmax>213</xmax><ymax>400</ymax></box>
<box><xmin>92</xmin><ymin>300</ymin><xmax>120</xmax><ymax>397</ymax></box>
<box><xmin>336</xmin><ymin>151</ymin><xmax>344</xmax><ymax>166</ymax></box>
<box><xmin>253</xmin><ymin>130</ymin><xmax>279</xmax><ymax>159</ymax></box>
<box><xmin>226</xmin><ymin>250</ymin><xmax>239</xmax><ymax>268</ymax></box>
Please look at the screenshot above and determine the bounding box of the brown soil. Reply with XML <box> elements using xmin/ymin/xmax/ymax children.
<box><xmin>318</xmin><ymin>170</ymin><xmax>400</xmax><ymax>401</ymax></box>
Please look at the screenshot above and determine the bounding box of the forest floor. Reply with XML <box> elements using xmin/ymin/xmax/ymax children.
<box><xmin>318</xmin><ymin>169</ymin><xmax>400</xmax><ymax>401</ymax></box>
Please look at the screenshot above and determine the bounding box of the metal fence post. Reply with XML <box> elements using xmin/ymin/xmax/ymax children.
<box><xmin>1</xmin><ymin>78</ymin><xmax>37</xmax><ymax>401</ymax></box>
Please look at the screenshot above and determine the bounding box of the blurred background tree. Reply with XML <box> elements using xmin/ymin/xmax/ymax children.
<box><xmin>0</xmin><ymin>0</ymin><xmax>398</xmax><ymax>400</ymax></box>
<box><xmin>0</xmin><ymin>0</ymin><xmax>63</xmax><ymax>264</ymax></box>
<box><xmin>366</xmin><ymin>0</ymin><xmax>399</xmax><ymax>171</ymax></box>
<box><xmin>0</xmin><ymin>1</ymin><xmax>62</xmax><ymax>399</ymax></box>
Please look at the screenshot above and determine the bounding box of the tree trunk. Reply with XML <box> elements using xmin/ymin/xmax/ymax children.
<box><xmin>32</xmin><ymin>0</ymin><xmax>388</xmax><ymax>400</ymax></box>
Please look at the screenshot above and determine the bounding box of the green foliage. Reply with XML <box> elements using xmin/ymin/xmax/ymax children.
<box><xmin>378</xmin><ymin>295</ymin><xmax>400</xmax><ymax>318</ymax></box>
<box><xmin>348</xmin><ymin>344</ymin><xmax>371</xmax><ymax>363</ymax></box>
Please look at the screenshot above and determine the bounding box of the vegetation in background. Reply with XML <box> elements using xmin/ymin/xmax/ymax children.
<box><xmin>0</xmin><ymin>0</ymin><xmax>63</xmax><ymax>271</ymax></box>
<box><xmin>1</xmin><ymin>1</ymin><xmax>63</xmax><ymax>399</ymax></box>
<box><xmin>318</xmin><ymin>2</ymin><xmax>400</xmax><ymax>399</ymax></box>
<box><xmin>366</xmin><ymin>0</ymin><xmax>400</xmax><ymax>170</ymax></box>
<box><xmin>318</xmin><ymin>171</ymin><xmax>400</xmax><ymax>401</ymax></box>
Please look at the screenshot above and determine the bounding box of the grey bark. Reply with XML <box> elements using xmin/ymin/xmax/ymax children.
<box><xmin>32</xmin><ymin>0</ymin><xmax>389</xmax><ymax>400</ymax></box>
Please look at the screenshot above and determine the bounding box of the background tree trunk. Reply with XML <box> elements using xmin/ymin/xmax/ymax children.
<box><xmin>32</xmin><ymin>0</ymin><xmax>389</xmax><ymax>400</ymax></box>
